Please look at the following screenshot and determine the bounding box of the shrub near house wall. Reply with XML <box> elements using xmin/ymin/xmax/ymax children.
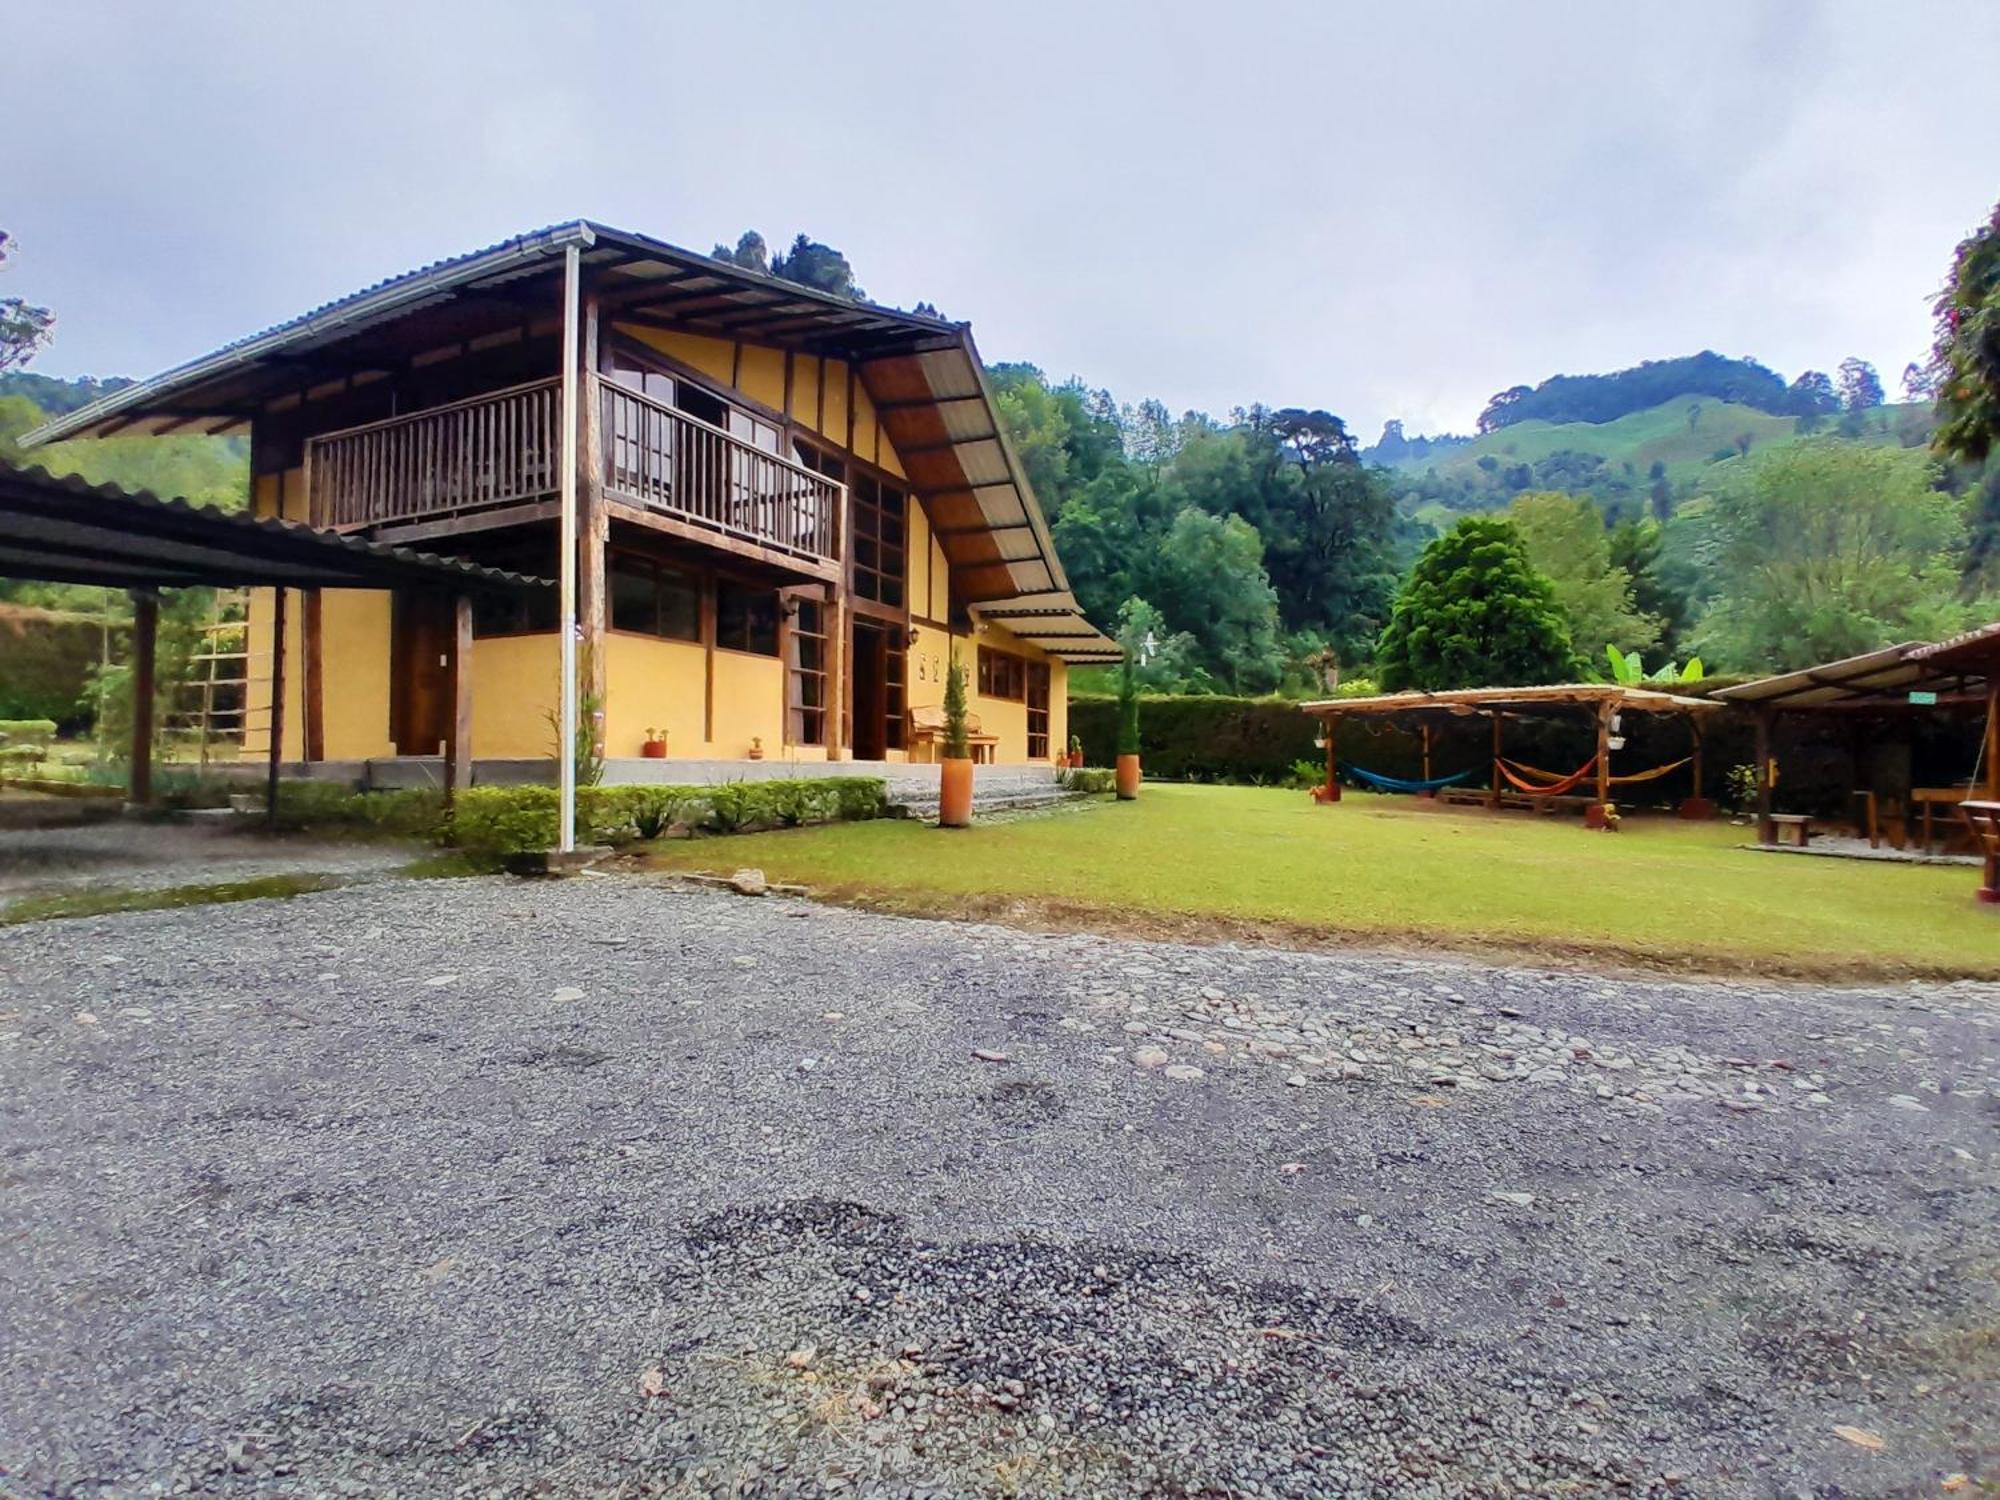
<box><xmin>445</xmin><ymin>778</ymin><xmax>889</xmax><ymax>858</ymax></box>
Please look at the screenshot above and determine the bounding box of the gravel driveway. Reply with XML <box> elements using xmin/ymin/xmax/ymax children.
<box><xmin>1</xmin><ymin>875</ymin><xmax>1995</xmax><ymax>1497</ymax></box>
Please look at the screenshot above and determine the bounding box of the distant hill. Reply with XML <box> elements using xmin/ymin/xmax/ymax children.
<box><xmin>1474</xmin><ymin>352</ymin><xmax>1798</xmax><ymax>432</ymax></box>
<box><xmin>0</xmin><ymin>371</ymin><xmax>132</xmax><ymax>416</ymax></box>
<box><xmin>1374</xmin><ymin>395</ymin><xmax>1933</xmax><ymax>529</ymax></box>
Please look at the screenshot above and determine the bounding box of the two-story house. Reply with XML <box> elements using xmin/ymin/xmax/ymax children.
<box><xmin>26</xmin><ymin>222</ymin><xmax>1116</xmax><ymax>780</ymax></box>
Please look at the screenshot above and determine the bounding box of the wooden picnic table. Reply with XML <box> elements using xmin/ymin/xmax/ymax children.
<box><xmin>1913</xmin><ymin>786</ymin><xmax>1976</xmax><ymax>854</ymax></box>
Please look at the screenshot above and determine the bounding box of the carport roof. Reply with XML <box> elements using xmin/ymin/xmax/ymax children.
<box><xmin>0</xmin><ymin>459</ymin><xmax>551</xmax><ymax>592</ymax></box>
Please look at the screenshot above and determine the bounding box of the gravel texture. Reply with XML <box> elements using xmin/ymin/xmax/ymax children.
<box><xmin>0</xmin><ymin>821</ymin><xmax>412</xmax><ymax>897</ymax></box>
<box><xmin>1</xmin><ymin>873</ymin><xmax>1995</xmax><ymax>1497</ymax></box>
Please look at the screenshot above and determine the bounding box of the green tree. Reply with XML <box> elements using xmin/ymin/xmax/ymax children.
<box><xmin>1143</xmin><ymin>506</ymin><xmax>1284</xmax><ymax>692</ymax></box>
<box><xmin>709</xmin><ymin>230</ymin><xmax>865</xmax><ymax>300</ymax></box>
<box><xmin>1931</xmin><ymin>200</ymin><xmax>2000</xmax><ymax>465</ymax></box>
<box><xmin>0</xmin><ymin>231</ymin><xmax>53</xmax><ymax>373</ymax></box>
<box><xmin>1837</xmin><ymin>357</ymin><xmax>1885</xmax><ymax>413</ymax></box>
<box><xmin>1692</xmin><ymin>441</ymin><xmax>1976</xmax><ymax>671</ymax></box>
<box><xmin>1506</xmin><ymin>491</ymin><xmax>1660</xmax><ymax>657</ymax></box>
<box><xmin>1607</xmin><ymin>517</ymin><xmax>1694</xmax><ymax>658</ymax></box>
<box><xmin>1375</xmin><ymin>517</ymin><xmax>1580</xmax><ymax>691</ymax></box>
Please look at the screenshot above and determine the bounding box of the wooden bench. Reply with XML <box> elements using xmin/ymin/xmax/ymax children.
<box><xmin>906</xmin><ymin>704</ymin><xmax>997</xmax><ymax>764</ymax></box>
<box><xmin>1764</xmin><ymin>812</ymin><xmax>1813</xmax><ymax>848</ymax></box>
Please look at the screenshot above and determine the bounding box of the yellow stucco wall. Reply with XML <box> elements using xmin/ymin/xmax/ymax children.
<box><xmin>264</xmin><ymin>328</ymin><xmax>1076</xmax><ymax>769</ymax></box>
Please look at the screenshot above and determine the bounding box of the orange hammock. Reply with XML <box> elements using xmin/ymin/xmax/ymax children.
<box><xmin>1497</xmin><ymin>754</ymin><xmax>1695</xmax><ymax>795</ymax></box>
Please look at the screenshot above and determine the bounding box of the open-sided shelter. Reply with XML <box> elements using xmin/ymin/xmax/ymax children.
<box><xmin>1300</xmin><ymin>683</ymin><xmax>1722</xmax><ymax>828</ymax></box>
<box><xmin>0</xmin><ymin>458</ymin><xmax>548</xmax><ymax>810</ymax></box>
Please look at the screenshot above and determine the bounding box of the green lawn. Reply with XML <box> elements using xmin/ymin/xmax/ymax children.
<box><xmin>643</xmin><ymin>785</ymin><xmax>2000</xmax><ymax>980</ymax></box>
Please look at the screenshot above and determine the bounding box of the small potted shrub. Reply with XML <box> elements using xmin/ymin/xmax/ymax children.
<box><xmin>641</xmin><ymin>726</ymin><xmax>668</xmax><ymax>759</ymax></box>
<box><xmin>938</xmin><ymin>650</ymin><xmax>974</xmax><ymax>828</ymax></box>
<box><xmin>1067</xmin><ymin>733</ymin><xmax>1084</xmax><ymax>769</ymax></box>
<box><xmin>1115</xmin><ymin>650</ymin><xmax>1142</xmax><ymax>801</ymax></box>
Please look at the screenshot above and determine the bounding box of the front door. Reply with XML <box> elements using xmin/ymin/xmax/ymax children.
<box><xmin>851</xmin><ymin>619</ymin><xmax>889</xmax><ymax>761</ymax></box>
<box><xmin>390</xmin><ymin>591</ymin><xmax>454</xmax><ymax>755</ymax></box>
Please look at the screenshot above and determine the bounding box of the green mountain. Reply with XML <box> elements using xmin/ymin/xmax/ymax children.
<box><xmin>1374</xmin><ymin>395</ymin><xmax>1934</xmax><ymax>529</ymax></box>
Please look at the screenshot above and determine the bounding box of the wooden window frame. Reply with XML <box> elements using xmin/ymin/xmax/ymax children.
<box><xmin>1027</xmin><ymin>660</ymin><xmax>1051</xmax><ymax>760</ymax></box>
<box><xmin>978</xmin><ymin>645</ymin><xmax>1027</xmax><ymax>702</ymax></box>
<box><xmin>788</xmin><ymin>590</ymin><xmax>829</xmax><ymax>746</ymax></box>
<box><xmin>607</xmin><ymin>547</ymin><xmax>702</xmax><ymax>644</ymax></box>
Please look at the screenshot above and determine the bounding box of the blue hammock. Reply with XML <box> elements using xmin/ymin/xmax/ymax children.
<box><xmin>1341</xmin><ymin>763</ymin><xmax>1477</xmax><ymax>795</ymax></box>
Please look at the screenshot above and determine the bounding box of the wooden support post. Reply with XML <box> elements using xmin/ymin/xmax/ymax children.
<box><xmin>128</xmin><ymin>589</ymin><xmax>158</xmax><ymax>807</ymax></box>
<box><xmin>1588</xmin><ymin>699</ymin><xmax>1612</xmax><ymax>829</ymax></box>
<box><xmin>1321</xmin><ymin>714</ymin><xmax>1339</xmax><ymax>803</ymax></box>
<box><xmin>266</xmin><ymin>586</ymin><xmax>288</xmax><ymax>827</ymax></box>
<box><xmin>1985</xmin><ymin>681</ymin><xmax>1999</xmax><ymax>802</ymax></box>
<box><xmin>445</xmin><ymin>594</ymin><xmax>473</xmax><ymax>802</ymax></box>
<box><xmin>302</xmin><ymin>588</ymin><xmax>325</xmax><ymax>763</ymax></box>
<box><xmin>1488</xmin><ymin>713</ymin><xmax>1503</xmax><ymax>809</ymax></box>
<box><xmin>1754</xmin><ymin>706</ymin><xmax>1775</xmax><ymax>845</ymax></box>
<box><xmin>1421</xmin><ymin>723</ymin><xmax>1432</xmax><ymax>784</ymax></box>
<box><xmin>1678</xmin><ymin>714</ymin><xmax>1716</xmax><ymax>819</ymax></box>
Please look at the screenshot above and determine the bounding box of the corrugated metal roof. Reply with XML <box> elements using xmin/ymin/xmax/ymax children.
<box><xmin>1709</xmin><ymin>643</ymin><xmax>1946</xmax><ymax>709</ymax></box>
<box><xmin>1301</xmin><ymin>684</ymin><xmax>1721</xmax><ymax>716</ymax></box>
<box><xmin>1911</xmin><ymin>620</ymin><xmax>2000</xmax><ymax>673</ymax></box>
<box><xmin>0</xmin><ymin>459</ymin><xmax>550</xmax><ymax>592</ymax></box>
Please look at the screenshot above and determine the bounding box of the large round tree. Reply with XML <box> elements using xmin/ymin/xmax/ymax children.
<box><xmin>1375</xmin><ymin>517</ymin><xmax>1581</xmax><ymax>690</ymax></box>
<box><xmin>1931</xmin><ymin>199</ymin><xmax>2000</xmax><ymax>464</ymax></box>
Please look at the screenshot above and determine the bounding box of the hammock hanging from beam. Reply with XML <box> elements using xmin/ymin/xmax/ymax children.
<box><xmin>1497</xmin><ymin>754</ymin><xmax>1697</xmax><ymax>795</ymax></box>
<box><xmin>1341</xmin><ymin>763</ymin><xmax>1479</xmax><ymax>794</ymax></box>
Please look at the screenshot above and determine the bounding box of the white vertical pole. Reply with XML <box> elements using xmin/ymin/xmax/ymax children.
<box><xmin>557</xmin><ymin>244</ymin><xmax>580</xmax><ymax>853</ymax></box>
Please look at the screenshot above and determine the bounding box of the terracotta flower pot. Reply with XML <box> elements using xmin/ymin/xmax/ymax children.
<box><xmin>938</xmin><ymin>756</ymin><xmax>975</xmax><ymax>827</ymax></box>
<box><xmin>1115</xmin><ymin>753</ymin><xmax>1141</xmax><ymax>801</ymax></box>
<box><xmin>640</xmin><ymin>740</ymin><xmax>667</xmax><ymax>759</ymax></box>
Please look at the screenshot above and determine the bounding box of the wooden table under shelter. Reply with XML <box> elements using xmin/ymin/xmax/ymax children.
<box><xmin>1298</xmin><ymin>683</ymin><xmax>1723</xmax><ymax>830</ymax></box>
<box><xmin>1713</xmin><ymin>630</ymin><xmax>1997</xmax><ymax>894</ymax></box>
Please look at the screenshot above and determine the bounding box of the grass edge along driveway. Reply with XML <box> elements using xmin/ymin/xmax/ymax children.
<box><xmin>642</xmin><ymin>784</ymin><xmax>2000</xmax><ymax>982</ymax></box>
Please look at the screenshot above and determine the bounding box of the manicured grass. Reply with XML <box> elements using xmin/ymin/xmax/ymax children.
<box><xmin>643</xmin><ymin>785</ymin><xmax>2000</xmax><ymax>979</ymax></box>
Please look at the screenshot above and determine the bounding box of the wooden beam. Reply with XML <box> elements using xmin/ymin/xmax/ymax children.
<box><xmin>128</xmin><ymin>590</ymin><xmax>158</xmax><ymax>806</ymax></box>
<box><xmin>1754</xmin><ymin>706</ymin><xmax>1776</xmax><ymax>845</ymax></box>
<box><xmin>446</xmin><ymin>594</ymin><xmax>473</xmax><ymax>802</ymax></box>
<box><xmin>266</xmin><ymin>586</ymin><xmax>288</xmax><ymax>826</ymax></box>
<box><xmin>1322</xmin><ymin>714</ymin><xmax>1339</xmax><ymax>803</ymax></box>
<box><xmin>1489</xmin><ymin>712</ymin><xmax>1503</xmax><ymax>810</ymax></box>
<box><xmin>578</xmin><ymin>280</ymin><xmax>608</xmax><ymax>755</ymax></box>
<box><xmin>302</xmin><ymin>589</ymin><xmax>325</xmax><ymax>762</ymax></box>
<box><xmin>1594</xmin><ymin>699</ymin><xmax>1612</xmax><ymax>811</ymax></box>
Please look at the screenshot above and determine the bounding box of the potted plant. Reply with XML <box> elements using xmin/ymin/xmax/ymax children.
<box><xmin>1115</xmin><ymin>650</ymin><xmax>1142</xmax><ymax>800</ymax></box>
<box><xmin>1067</xmin><ymin>733</ymin><xmax>1084</xmax><ymax>769</ymax></box>
<box><xmin>641</xmin><ymin>726</ymin><xmax>668</xmax><ymax>759</ymax></box>
<box><xmin>938</xmin><ymin>650</ymin><xmax>974</xmax><ymax>827</ymax></box>
<box><xmin>748</xmin><ymin>736</ymin><xmax>764</xmax><ymax>761</ymax></box>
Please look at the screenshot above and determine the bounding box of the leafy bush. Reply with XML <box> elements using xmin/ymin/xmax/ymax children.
<box><xmin>267</xmin><ymin>781</ymin><xmax>446</xmax><ymax>837</ymax></box>
<box><xmin>1288</xmin><ymin>758</ymin><xmax>1324</xmax><ymax>789</ymax></box>
<box><xmin>1057</xmin><ymin>766</ymin><xmax>1115</xmax><ymax>794</ymax></box>
<box><xmin>445</xmin><ymin>777</ymin><xmax>889</xmax><ymax>857</ymax></box>
<box><xmin>0</xmin><ymin>719</ymin><xmax>58</xmax><ymax>746</ymax></box>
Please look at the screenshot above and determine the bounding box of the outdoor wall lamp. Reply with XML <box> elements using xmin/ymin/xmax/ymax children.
<box><xmin>906</xmin><ymin>626</ymin><xmax>920</xmax><ymax>646</ymax></box>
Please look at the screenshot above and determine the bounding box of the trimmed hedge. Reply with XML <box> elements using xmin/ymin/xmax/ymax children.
<box><xmin>447</xmin><ymin>777</ymin><xmax>889</xmax><ymax>858</ymax></box>
<box><xmin>269</xmin><ymin>782</ymin><xmax>447</xmax><ymax>837</ymax></box>
<box><xmin>1070</xmin><ymin>694</ymin><xmax>1320</xmax><ymax>784</ymax></box>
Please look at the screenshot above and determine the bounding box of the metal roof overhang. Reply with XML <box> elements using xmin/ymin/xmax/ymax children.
<box><xmin>970</xmin><ymin>590</ymin><xmax>1121</xmax><ymax>664</ymax></box>
<box><xmin>1301</xmin><ymin>684</ymin><xmax>1723</xmax><ymax>718</ymax></box>
<box><xmin>0</xmin><ymin>460</ymin><xmax>551</xmax><ymax>593</ymax></box>
<box><xmin>1911</xmin><ymin>621</ymin><xmax>2000</xmax><ymax>677</ymax></box>
<box><xmin>1712</xmin><ymin>641</ymin><xmax>1991</xmax><ymax>712</ymax></box>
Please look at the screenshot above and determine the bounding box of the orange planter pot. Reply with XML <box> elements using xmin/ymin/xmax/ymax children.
<box><xmin>1116</xmin><ymin>753</ymin><xmax>1141</xmax><ymax>801</ymax></box>
<box><xmin>938</xmin><ymin>756</ymin><xmax>975</xmax><ymax>827</ymax></box>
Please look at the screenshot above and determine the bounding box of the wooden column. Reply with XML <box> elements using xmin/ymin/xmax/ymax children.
<box><xmin>1754</xmin><ymin>706</ymin><xmax>1776</xmax><ymax>845</ymax></box>
<box><xmin>1488</xmin><ymin>713</ymin><xmax>1503</xmax><ymax>809</ymax></box>
<box><xmin>1690</xmin><ymin>716</ymin><xmax>1704</xmax><ymax>803</ymax></box>
<box><xmin>1985</xmin><ymin>681</ymin><xmax>1999</xmax><ymax>802</ymax></box>
<box><xmin>1594</xmin><ymin>700</ymin><xmax>1612</xmax><ymax>807</ymax></box>
<box><xmin>302</xmin><ymin>588</ymin><xmax>325</xmax><ymax>763</ymax></box>
<box><xmin>265</xmin><ymin>586</ymin><xmax>288</xmax><ymax>826</ymax></box>
<box><xmin>1321</xmin><ymin>714</ymin><xmax>1339</xmax><ymax>802</ymax></box>
<box><xmin>1421</xmin><ymin>722</ymin><xmax>1432</xmax><ymax>783</ymax></box>
<box><xmin>444</xmin><ymin>594</ymin><xmax>473</xmax><ymax>802</ymax></box>
<box><xmin>576</xmin><ymin>280</ymin><xmax>608</xmax><ymax>758</ymax></box>
<box><xmin>128</xmin><ymin>589</ymin><xmax>158</xmax><ymax>806</ymax></box>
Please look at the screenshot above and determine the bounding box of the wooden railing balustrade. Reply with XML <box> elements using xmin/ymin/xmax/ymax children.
<box><xmin>597</xmin><ymin>377</ymin><xmax>841</xmax><ymax>565</ymax></box>
<box><xmin>306</xmin><ymin>378</ymin><xmax>562</xmax><ymax>531</ymax></box>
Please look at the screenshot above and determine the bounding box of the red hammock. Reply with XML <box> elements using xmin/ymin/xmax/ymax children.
<box><xmin>1496</xmin><ymin>755</ymin><xmax>1598</xmax><ymax>796</ymax></box>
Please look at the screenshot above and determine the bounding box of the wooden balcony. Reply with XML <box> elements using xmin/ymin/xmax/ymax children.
<box><xmin>307</xmin><ymin>379</ymin><xmax>563</xmax><ymax>534</ymax></box>
<box><xmin>303</xmin><ymin>376</ymin><xmax>843</xmax><ymax>577</ymax></box>
<box><xmin>597</xmin><ymin>376</ymin><xmax>841</xmax><ymax>571</ymax></box>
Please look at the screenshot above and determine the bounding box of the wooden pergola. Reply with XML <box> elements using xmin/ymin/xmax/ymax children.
<box><xmin>1712</xmin><ymin>634</ymin><xmax>1996</xmax><ymax>865</ymax></box>
<box><xmin>1300</xmin><ymin>683</ymin><xmax>1723</xmax><ymax>828</ymax></box>
<box><xmin>0</xmin><ymin>459</ymin><xmax>548</xmax><ymax>812</ymax></box>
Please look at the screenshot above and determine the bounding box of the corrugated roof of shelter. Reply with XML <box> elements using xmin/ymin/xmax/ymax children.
<box><xmin>0</xmin><ymin>459</ymin><xmax>552</xmax><ymax>593</ymax></box>
<box><xmin>1910</xmin><ymin>620</ymin><xmax>2000</xmax><ymax>674</ymax></box>
<box><xmin>1710</xmin><ymin>640</ymin><xmax>1989</xmax><ymax>710</ymax></box>
<box><xmin>1300</xmin><ymin>683</ymin><xmax>1722</xmax><ymax>716</ymax></box>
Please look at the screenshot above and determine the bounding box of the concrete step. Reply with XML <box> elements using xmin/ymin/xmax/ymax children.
<box><xmin>890</xmin><ymin>786</ymin><xmax>1091</xmax><ymax>818</ymax></box>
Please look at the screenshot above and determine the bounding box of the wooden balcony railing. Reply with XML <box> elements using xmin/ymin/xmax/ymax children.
<box><xmin>306</xmin><ymin>378</ymin><xmax>563</xmax><ymax>531</ymax></box>
<box><xmin>598</xmin><ymin>376</ymin><xmax>841</xmax><ymax>566</ymax></box>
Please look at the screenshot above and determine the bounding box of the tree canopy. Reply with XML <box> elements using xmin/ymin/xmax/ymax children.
<box><xmin>0</xmin><ymin>231</ymin><xmax>53</xmax><ymax>374</ymax></box>
<box><xmin>1505</xmin><ymin>491</ymin><xmax>1660</xmax><ymax>657</ymax></box>
<box><xmin>1374</xmin><ymin>517</ymin><xmax>1580</xmax><ymax>690</ymax></box>
<box><xmin>1930</xmin><ymin>199</ymin><xmax>2000</xmax><ymax>465</ymax></box>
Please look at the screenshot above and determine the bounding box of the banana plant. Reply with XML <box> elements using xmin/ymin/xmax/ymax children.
<box><xmin>1605</xmin><ymin>645</ymin><xmax>1703</xmax><ymax>685</ymax></box>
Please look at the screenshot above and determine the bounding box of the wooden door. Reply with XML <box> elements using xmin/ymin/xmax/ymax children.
<box><xmin>390</xmin><ymin>591</ymin><xmax>454</xmax><ymax>755</ymax></box>
<box><xmin>851</xmin><ymin>619</ymin><xmax>889</xmax><ymax>761</ymax></box>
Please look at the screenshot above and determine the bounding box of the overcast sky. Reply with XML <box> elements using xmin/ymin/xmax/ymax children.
<box><xmin>5</xmin><ymin>1</ymin><xmax>1994</xmax><ymax>439</ymax></box>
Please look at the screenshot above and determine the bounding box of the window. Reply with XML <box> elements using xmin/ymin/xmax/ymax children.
<box><xmin>977</xmin><ymin>645</ymin><xmax>1026</xmax><ymax>701</ymax></box>
<box><xmin>849</xmin><ymin>473</ymin><xmax>906</xmax><ymax>608</ymax></box>
<box><xmin>473</xmin><ymin>586</ymin><xmax>558</xmax><ymax>637</ymax></box>
<box><xmin>793</xmin><ymin>441</ymin><xmax>846</xmax><ymax>481</ymax></box>
<box><xmin>609</xmin><ymin>552</ymin><xmax>700</xmax><ymax>641</ymax></box>
<box><xmin>716</xmin><ymin>579</ymin><xmax>779</xmax><ymax>656</ymax></box>
<box><xmin>1027</xmin><ymin>661</ymin><xmax>1051</xmax><ymax>759</ymax></box>
<box><xmin>789</xmin><ymin>595</ymin><xmax>827</xmax><ymax>745</ymax></box>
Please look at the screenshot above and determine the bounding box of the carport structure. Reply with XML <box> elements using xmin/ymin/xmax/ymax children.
<box><xmin>0</xmin><ymin>459</ymin><xmax>549</xmax><ymax>811</ymax></box>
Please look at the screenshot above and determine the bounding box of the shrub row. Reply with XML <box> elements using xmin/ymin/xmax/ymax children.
<box><xmin>446</xmin><ymin>777</ymin><xmax>888</xmax><ymax>857</ymax></box>
<box><xmin>270</xmin><ymin>781</ymin><xmax>448</xmax><ymax>837</ymax></box>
